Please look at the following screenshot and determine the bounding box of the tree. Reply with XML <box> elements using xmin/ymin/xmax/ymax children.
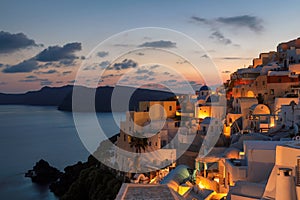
<box><xmin>129</xmin><ymin>131</ymin><xmax>148</xmax><ymax>153</ymax></box>
<box><xmin>129</xmin><ymin>131</ymin><xmax>149</xmax><ymax>173</ymax></box>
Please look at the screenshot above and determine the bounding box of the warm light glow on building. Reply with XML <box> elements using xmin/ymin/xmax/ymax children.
<box><xmin>213</xmin><ymin>177</ymin><xmax>220</xmax><ymax>183</ymax></box>
<box><xmin>223</xmin><ymin>125</ymin><xmax>231</xmax><ymax>138</ymax></box>
<box><xmin>269</xmin><ymin>117</ymin><xmax>275</xmax><ymax>127</ymax></box>
<box><xmin>178</xmin><ymin>185</ymin><xmax>190</xmax><ymax>196</ymax></box>
<box><xmin>197</xmin><ymin>113</ymin><xmax>209</xmax><ymax>119</ymax></box>
<box><xmin>198</xmin><ymin>181</ymin><xmax>206</xmax><ymax>189</ymax></box>
<box><xmin>149</xmin><ymin>177</ymin><xmax>157</xmax><ymax>184</ymax></box>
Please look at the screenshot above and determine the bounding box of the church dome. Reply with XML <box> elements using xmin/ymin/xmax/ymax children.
<box><xmin>199</xmin><ymin>85</ymin><xmax>210</xmax><ymax>91</ymax></box>
<box><xmin>295</xmin><ymin>38</ymin><xmax>300</xmax><ymax>48</ymax></box>
<box><xmin>281</xmin><ymin>43</ymin><xmax>289</xmax><ymax>51</ymax></box>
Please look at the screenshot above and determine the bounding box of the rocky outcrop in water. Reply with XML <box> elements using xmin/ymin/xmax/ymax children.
<box><xmin>25</xmin><ymin>159</ymin><xmax>62</xmax><ymax>184</ymax></box>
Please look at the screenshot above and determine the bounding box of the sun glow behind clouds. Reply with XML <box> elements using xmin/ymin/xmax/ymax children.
<box><xmin>76</xmin><ymin>28</ymin><xmax>223</xmax><ymax>95</ymax></box>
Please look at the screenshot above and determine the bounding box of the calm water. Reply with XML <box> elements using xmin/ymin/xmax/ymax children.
<box><xmin>0</xmin><ymin>105</ymin><xmax>124</xmax><ymax>200</ymax></box>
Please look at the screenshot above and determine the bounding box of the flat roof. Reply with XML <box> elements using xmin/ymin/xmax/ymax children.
<box><xmin>115</xmin><ymin>183</ymin><xmax>184</xmax><ymax>200</ymax></box>
<box><xmin>244</xmin><ymin>140</ymin><xmax>287</xmax><ymax>150</ymax></box>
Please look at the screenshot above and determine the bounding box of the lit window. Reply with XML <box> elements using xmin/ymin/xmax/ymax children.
<box><xmin>297</xmin><ymin>158</ymin><xmax>300</xmax><ymax>186</ymax></box>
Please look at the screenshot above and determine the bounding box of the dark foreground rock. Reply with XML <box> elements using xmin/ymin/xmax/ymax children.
<box><xmin>49</xmin><ymin>155</ymin><xmax>124</xmax><ymax>200</ymax></box>
<box><xmin>60</xmin><ymin>166</ymin><xmax>123</xmax><ymax>200</ymax></box>
<box><xmin>27</xmin><ymin>134</ymin><xmax>125</xmax><ymax>199</ymax></box>
<box><xmin>25</xmin><ymin>159</ymin><xmax>62</xmax><ymax>184</ymax></box>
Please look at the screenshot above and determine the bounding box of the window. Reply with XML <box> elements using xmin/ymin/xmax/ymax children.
<box><xmin>262</xmin><ymin>81</ymin><xmax>265</xmax><ymax>86</ymax></box>
<box><xmin>297</xmin><ymin>158</ymin><xmax>300</xmax><ymax>185</ymax></box>
<box><xmin>127</xmin><ymin>136</ymin><xmax>131</xmax><ymax>143</ymax></box>
<box><xmin>124</xmin><ymin>135</ymin><xmax>126</xmax><ymax>141</ymax></box>
<box><xmin>155</xmin><ymin>142</ymin><xmax>158</xmax><ymax>146</ymax></box>
<box><xmin>229</xmin><ymin>118</ymin><xmax>233</xmax><ymax>123</ymax></box>
<box><xmin>146</xmin><ymin>106</ymin><xmax>149</xmax><ymax>112</ymax></box>
<box><xmin>169</xmin><ymin>106</ymin><xmax>172</xmax><ymax>111</ymax></box>
<box><xmin>278</xmin><ymin>78</ymin><xmax>282</xmax><ymax>83</ymax></box>
<box><xmin>149</xmin><ymin>141</ymin><xmax>152</xmax><ymax>146</ymax></box>
<box><xmin>270</xmin><ymin>89</ymin><xmax>274</xmax><ymax>95</ymax></box>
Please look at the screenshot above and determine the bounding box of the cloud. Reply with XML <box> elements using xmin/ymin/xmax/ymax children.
<box><xmin>0</xmin><ymin>81</ymin><xmax>7</xmax><ymax>85</ymax></box>
<box><xmin>26</xmin><ymin>75</ymin><xmax>37</xmax><ymax>79</ymax></box>
<box><xmin>191</xmin><ymin>15</ymin><xmax>263</xmax><ymax>33</ymax></box>
<box><xmin>139</xmin><ymin>40</ymin><xmax>176</xmax><ymax>48</ymax></box>
<box><xmin>135</xmin><ymin>75</ymin><xmax>149</xmax><ymax>80</ymax></box>
<box><xmin>97</xmin><ymin>51</ymin><xmax>109</xmax><ymax>58</ymax></box>
<box><xmin>2</xmin><ymin>59</ymin><xmax>40</xmax><ymax>73</ymax></box>
<box><xmin>216</xmin><ymin>15</ymin><xmax>263</xmax><ymax>33</ymax></box>
<box><xmin>150</xmin><ymin>65</ymin><xmax>160</xmax><ymax>69</ymax></box>
<box><xmin>136</xmin><ymin>52</ymin><xmax>145</xmax><ymax>56</ymax></box>
<box><xmin>19</xmin><ymin>77</ymin><xmax>49</xmax><ymax>82</ymax></box>
<box><xmin>2</xmin><ymin>42</ymin><xmax>81</xmax><ymax>73</ymax></box>
<box><xmin>201</xmin><ymin>54</ymin><xmax>209</xmax><ymax>58</ymax></box>
<box><xmin>36</xmin><ymin>42</ymin><xmax>81</xmax><ymax>62</ymax></box>
<box><xmin>59</xmin><ymin>59</ymin><xmax>76</xmax><ymax>66</ymax></box>
<box><xmin>102</xmin><ymin>74</ymin><xmax>115</xmax><ymax>79</ymax></box>
<box><xmin>220</xmin><ymin>57</ymin><xmax>252</xmax><ymax>60</ymax></box>
<box><xmin>0</xmin><ymin>31</ymin><xmax>38</xmax><ymax>54</ymax></box>
<box><xmin>191</xmin><ymin>16</ymin><xmax>210</xmax><ymax>24</ymax></box>
<box><xmin>40</xmin><ymin>80</ymin><xmax>53</xmax><ymax>86</ymax></box>
<box><xmin>62</xmin><ymin>71</ymin><xmax>72</xmax><ymax>75</ymax></box>
<box><xmin>34</xmin><ymin>69</ymin><xmax>58</xmax><ymax>74</ymax></box>
<box><xmin>191</xmin><ymin>15</ymin><xmax>263</xmax><ymax>46</ymax></box>
<box><xmin>83</xmin><ymin>65</ymin><xmax>97</xmax><ymax>71</ymax></box>
<box><xmin>113</xmin><ymin>44</ymin><xmax>133</xmax><ymax>47</ymax></box>
<box><xmin>99</xmin><ymin>61</ymin><xmax>110</xmax><ymax>68</ymax></box>
<box><xmin>176</xmin><ymin>60</ymin><xmax>189</xmax><ymax>64</ymax></box>
<box><xmin>135</xmin><ymin>68</ymin><xmax>155</xmax><ymax>76</ymax></box>
<box><xmin>136</xmin><ymin>69</ymin><xmax>149</xmax><ymax>74</ymax></box>
<box><xmin>83</xmin><ymin>61</ymin><xmax>109</xmax><ymax>70</ymax></box>
<box><xmin>110</xmin><ymin>59</ymin><xmax>137</xmax><ymax>70</ymax></box>
<box><xmin>222</xmin><ymin>70</ymin><xmax>231</xmax><ymax>74</ymax></box>
<box><xmin>210</xmin><ymin>30</ymin><xmax>232</xmax><ymax>45</ymax></box>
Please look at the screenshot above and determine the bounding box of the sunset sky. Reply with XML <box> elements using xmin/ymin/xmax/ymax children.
<box><xmin>0</xmin><ymin>0</ymin><xmax>299</xmax><ymax>93</ymax></box>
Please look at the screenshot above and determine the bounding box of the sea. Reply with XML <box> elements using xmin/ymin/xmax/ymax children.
<box><xmin>0</xmin><ymin>105</ymin><xmax>125</xmax><ymax>200</ymax></box>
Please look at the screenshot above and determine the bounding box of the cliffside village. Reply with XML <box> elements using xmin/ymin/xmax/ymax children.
<box><xmin>113</xmin><ymin>37</ymin><xmax>300</xmax><ymax>200</ymax></box>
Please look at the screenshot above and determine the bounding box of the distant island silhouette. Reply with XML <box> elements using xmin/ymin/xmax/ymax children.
<box><xmin>0</xmin><ymin>85</ymin><xmax>176</xmax><ymax>112</ymax></box>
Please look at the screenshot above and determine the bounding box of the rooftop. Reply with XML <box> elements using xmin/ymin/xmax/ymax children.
<box><xmin>115</xmin><ymin>183</ymin><xmax>184</xmax><ymax>200</ymax></box>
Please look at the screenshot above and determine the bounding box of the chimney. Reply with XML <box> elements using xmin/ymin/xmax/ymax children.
<box><xmin>276</xmin><ymin>168</ymin><xmax>297</xmax><ymax>200</ymax></box>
